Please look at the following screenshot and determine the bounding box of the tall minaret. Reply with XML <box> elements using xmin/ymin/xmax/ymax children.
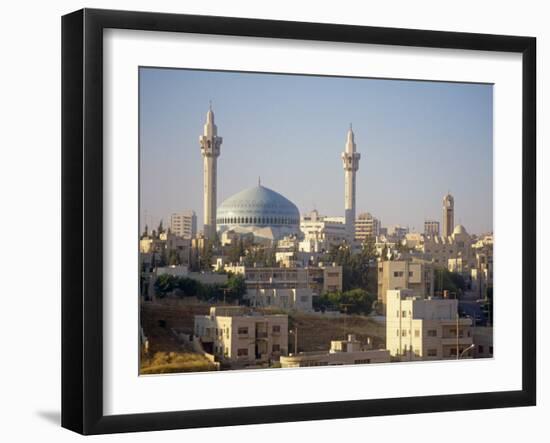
<box><xmin>341</xmin><ymin>125</ymin><xmax>361</xmax><ymax>239</ymax></box>
<box><xmin>442</xmin><ymin>193</ymin><xmax>454</xmax><ymax>237</ymax></box>
<box><xmin>199</xmin><ymin>104</ymin><xmax>223</xmax><ymax>240</ymax></box>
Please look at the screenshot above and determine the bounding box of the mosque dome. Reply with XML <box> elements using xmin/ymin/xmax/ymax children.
<box><xmin>453</xmin><ymin>224</ymin><xmax>468</xmax><ymax>235</ymax></box>
<box><xmin>216</xmin><ymin>185</ymin><xmax>300</xmax><ymax>241</ymax></box>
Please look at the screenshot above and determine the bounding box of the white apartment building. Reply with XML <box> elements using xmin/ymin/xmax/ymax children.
<box><xmin>386</xmin><ymin>289</ymin><xmax>473</xmax><ymax>361</ymax></box>
<box><xmin>194</xmin><ymin>306</ymin><xmax>288</xmax><ymax>365</ymax></box>
<box><xmin>280</xmin><ymin>334</ymin><xmax>390</xmax><ymax>368</ymax></box>
<box><xmin>224</xmin><ymin>264</ymin><xmax>343</xmax><ymax>295</ymax></box>
<box><xmin>247</xmin><ymin>288</ymin><xmax>315</xmax><ymax>311</ymax></box>
<box><xmin>299</xmin><ymin>210</ymin><xmax>348</xmax><ymax>253</ymax></box>
<box><xmin>377</xmin><ymin>259</ymin><xmax>434</xmax><ymax>308</ymax></box>
<box><xmin>170</xmin><ymin>210</ymin><xmax>197</xmax><ymax>239</ymax></box>
<box><xmin>355</xmin><ymin>212</ymin><xmax>380</xmax><ymax>242</ymax></box>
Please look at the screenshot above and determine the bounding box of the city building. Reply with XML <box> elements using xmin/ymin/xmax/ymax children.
<box><xmin>387</xmin><ymin>225</ymin><xmax>409</xmax><ymax>240</ymax></box>
<box><xmin>377</xmin><ymin>259</ymin><xmax>434</xmax><ymax>309</ymax></box>
<box><xmin>472</xmin><ymin>326</ymin><xmax>494</xmax><ymax>358</ymax></box>
<box><xmin>442</xmin><ymin>193</ymin><xmax>455</xmax><ymax>237</ymax></box>
<box><xmin>418</xmin><ymin>224</ymin><xmax>475</xmax><ymax>271</ymax></box>
<box><xmin>341</xmin><ymin>125</ymin><xmax>361</xmax><ymax>239</ymax></box>
<box><xmin>216</xmin><ymin>183</ymin><xmax>301</xmax><ymax>243</ymax></box>
<box><xmin>299</xmin><ymin>209</ymin><xmax>348</xmax><ymax>252</ymax></box>
<box><xmin>199</xmin><ymin>105</ymin><xmax>223</xmax><ymax>240</ymax></box>
<box><xmin>355</xmin><ymin>212</ymin><xmax>380</xmax><ymax>242</ymax></box>
<box><xmin>155</xmin><ymin>265</ymin><xmax>228</xmax><ymax>285</ymax></box>
<box><xmin>170</xmin><ymin>210</ymin><xmax>197</xmax><ymax>239</ymax></box>
<box><xmin>224</xmin><ymin>263</ymin><xmax>343</xmax><ymax>295</ymax></box>
<box><xmin>194</xmin><ymin>306</ymin><xmax>288</xmax><ymax>366</ymax></box>
<box><xmin>424</xmin><ymin>220</ymin><xmax>440</xmax><ymax>237</ymax></box>
<box><xmin>280</xmin><ymin>335</ymin><xmax>390</xmax><ymax>368</ymax></box>
<box><xmin>247</xmin><ymin>288</ymin><xmax>315</xmax><ymax>311</ymax></box>
<box><xmin>386</xmin><ymin>289</ymin><xmax>473</xmax><ymax>361</ymax></box>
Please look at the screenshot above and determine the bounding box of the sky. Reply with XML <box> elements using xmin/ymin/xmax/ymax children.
<box><xmin>139</xmin><ymin>67</ymin><xmax>493</xmax><ymax>235</ymax></box>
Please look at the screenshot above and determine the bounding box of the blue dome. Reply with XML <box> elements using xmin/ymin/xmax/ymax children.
<box><xmin>217</xmin><ymin>185</ymin><xmax>300</xmax><ymax>233</ymax></box>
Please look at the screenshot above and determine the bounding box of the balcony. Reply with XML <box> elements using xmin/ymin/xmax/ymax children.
<box><xmin>441</xmin><ymin>337</ymin><xmax>473</xmax><ymax>346</ymax></box>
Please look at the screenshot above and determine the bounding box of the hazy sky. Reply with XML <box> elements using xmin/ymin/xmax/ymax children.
<box><xmin>140</xmin><ymin>67</ymin><xmax>493</xmax><ymax>235</ymax></box>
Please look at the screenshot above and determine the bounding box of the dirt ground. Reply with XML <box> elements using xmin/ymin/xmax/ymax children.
<box><xmin>140</xmin><ymin>300</ymin><xmax>386</xmax><ymax>356</ymax></box>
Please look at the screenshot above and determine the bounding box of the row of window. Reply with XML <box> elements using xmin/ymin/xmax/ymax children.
<box><xmin>217</xmin><ymin>216</ymin><xmax>298</xmax><ymax>225</ymax></box>
<box><xmin>393</xmin><ymin>271</ymin><xmax>414</xmax><ymax>278</ymax></box>
<box><xmin>236</xmin><ymin>344</ymin><xmax>282</xmax><ymax>357</ymax></box>
<box><xmin>237</xmin><ymin>325</ymin><xmax>282</xmax><ymax>335</ymax></box>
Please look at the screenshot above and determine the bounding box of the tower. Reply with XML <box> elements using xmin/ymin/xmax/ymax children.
<box><xmin>341</xmin><ymin>125</ymin><xmax>361</xmax><ymax>239</ymax></box>
<box><xmin>442</xmin><ymin>193</ymin><xmax>454</xmax><ymax>237</ymax></box>
<box><xmin>199</xmin><ymin>105</ymin><xmax>223</xmax><ymax>240</ymax></box>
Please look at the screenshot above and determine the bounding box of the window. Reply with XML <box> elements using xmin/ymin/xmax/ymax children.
<box><xmin>489</xmin><ymin>346</ymin><xmax>493</xmax><ymax>354</ymax></box>
<box><xmin>478</xmin><ymin>345</ymin><xmax>484</xmax><ymax>354</ymax></box>
<box><xmin>401</xmin><ymin>330</ymin><xmax>407</xmax><ymax>337</ymax></box>
<box><xmin>237</xmin><ymin>348</ymin><xmax>248</xmax><ymax>356</ymax></box>
<box><xmin>396</xmin><ymin>310</ymin><xmax>399</xmax><ymax>318</ymax></box>
<box><xmin>402</xmin><ymin>310</ymin><xmax>407</xmax><ymax>318</ymax></box>
<box><xmin>272</xmin><ymin>344</ymin><xmax>280</xmax><ymax>353</ymax></box>
<box><xmin>427</xmin><ymin>329</ymin><xmax>437</xmax><ymax>337</ymax></box>
<box><xmin>272</xmin><ymin>325</ymin><xmax>281</xmax><ymax>333</ymax></box>
<box><xmin>409</xmin><ymin>271</ymin><xmax>413</xmax><ymax>277</ymax></box>
<box><xmin>238</xmin><ymin>327</ymin><xmax>248</xmax><ymax>335</ymax></box>
<box><xmin>354</xmin><ymin>359</ymin><xmax>371</xmax><ymax>364</ymax></box>
<box><xmin>396</xmin><ymin>329</ymin><xmax>400</xmax><ymax>336</ymax></box>
<box><xmin>427</xmin><ymin>349</ymin><xmax>437</xmax><ymax>357</ymax></box>
<box><xmin>414</xmin><ymin>329</ymin><xmax>420</xmax><ymax>337</ymax></box>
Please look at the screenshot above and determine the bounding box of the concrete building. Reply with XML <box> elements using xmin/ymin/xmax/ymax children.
<box><xmin>248</xmin><ymin>288</ymin><xmax>315</xmax><ymax>311</ymax></box>
<box><xmin>442</xmin><ymin>193</ymin><xmax>455</xmax><ymax>237</ymax></box>
<box><xmin>424</xmin><ymin>220</ymin><xmax>440</xmax><ymax>237</ymax></box>
<box><xmin>194</xmin><ymin>306</ymin><xmax>288</xmax><ymax>366</ymax></box>
<box><xmin>377</xmin><ymin>259</ymin><xmax>435</xmax><ymax>309</ymax></box>
<box><xmin>199</xmin><ymin>105</ymin><xmax>223</xmax><ymax>240</ymax></box>
<box><xmin>170</xmin><ymin>210</ymin><xmax>197</xmax><ymax>239</ymax></box>
<box><xmin>299</xmin><ymin>209</ymin><xmax>348</xmax><ymax>252</ymax></box>
<box><xmin>341</xmin><ymin>125</ymin><xmax>361</xmax><ymax>239</ymax></box>
<box><xmin>386</xmin><ymin>289</ymin><xmax>473</xmax><ymax>361</ymax></box>
<box><xmin>164</xmin><ymin>232</ymin><xmax>192</xmax><ymax>265</ymax></box>
<box><xmin>472</xmin><ymin>326</ymin><xmax>494</xmax><ymax>358</ymax></box>
<box><xmin>280</xmin><ymin>335</ymin><xmax>390</xmax><ymax>368</ymax></box>
<box><xmin>224</xmin><ymin>263</ymin><xmax>343</xmax><ymax>295</ymax></box>
<box><xmin>419</xmin><ymin>224</ymin><xmax>475</xmax><ymax>271</ymax></box>
<box><xmin>355</xmin><ymin>212</ymin><xmax>380</xmax><ymax>242</ymax></box>
<box><xmin>387</xmin><ymin>225</ymin><xmax>409</xmax><ymax>240</ymax></box>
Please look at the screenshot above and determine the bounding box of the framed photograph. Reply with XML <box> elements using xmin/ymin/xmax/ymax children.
<box><xmin>61</xmin><ymin>8</ymin><xmax>536</xmax><ymax>435</ymax></box>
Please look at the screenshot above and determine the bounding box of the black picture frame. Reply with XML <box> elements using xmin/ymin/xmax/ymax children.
<box><xmin>61</xmin><ymin>8</ymin><xmax>537</xmax><ymax>435</ymax></box>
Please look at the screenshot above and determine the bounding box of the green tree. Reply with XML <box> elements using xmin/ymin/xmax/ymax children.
<box><xmin>434</xmin><ymin>269</ymin><xmax>466</xmax><ymax>295</ymax></box>
<box><xmin>154</xmin><ymin>274</ymin><xmax>177</xmax><ymax>298</ymax></box>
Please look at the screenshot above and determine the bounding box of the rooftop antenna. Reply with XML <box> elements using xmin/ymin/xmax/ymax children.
<box><xmin>209</xmin><ymin>100</ymin><xmax>212</xmax><ymax>110</ymax></box>
<box><xmin>258</xmin><ymin>176</ymin><xmax>261</xmax><ymax>186</ymax></box>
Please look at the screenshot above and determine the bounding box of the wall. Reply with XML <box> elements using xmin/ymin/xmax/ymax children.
<box><xmin>0</xmin><ymin>0</ymin><xmax>546</xmax><ymax>442</ymax></box>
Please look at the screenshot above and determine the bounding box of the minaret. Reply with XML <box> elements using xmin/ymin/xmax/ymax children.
<box><xmin>199</xmin><ymin>104</ymin><xmax>223</xmax><ymax>240</ymax></box>
<box><xmin>442</xmin><ymin>193</ymin><xmax>454</xmax><ymax>237</ymax></box>
<box><xmin>341</xmin><ymin>125</ymin><xmax>361</xmax><ymax>239</ymax></box>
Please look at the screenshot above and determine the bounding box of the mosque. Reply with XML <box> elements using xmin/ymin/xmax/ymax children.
<box><xmin>198</xmin><ymin>105</ymin><xmax>359</xmax><ymax>243</ymax></box>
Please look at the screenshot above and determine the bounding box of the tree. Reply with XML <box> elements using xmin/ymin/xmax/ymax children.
<box><xmin>434</xmin><ymin>269</ymin><xmax>466</xmax><ymax>295</ymax></box>
<box><xmin>325</xmin><ymin>240</ymin><xmax>377</xmax><ymax>292</ymax></box>
<box><xmin>227</xmin><ymin>238</ymin><xmax>245</xmax><ymax>264</ymax></box>
<box><xmin>154</xmin><ymin>274</ymin><xmax>177</xmax><ymax>298</ymax></box>
<box><xmin>225</xmin><ymin>274</ymin><xmax>247</xmax><ymax>302</ymax></box>
<box><xmin>315</xmin><ymin>288</ymin><xmax>376</xmax><ymax>315</ymax></box>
